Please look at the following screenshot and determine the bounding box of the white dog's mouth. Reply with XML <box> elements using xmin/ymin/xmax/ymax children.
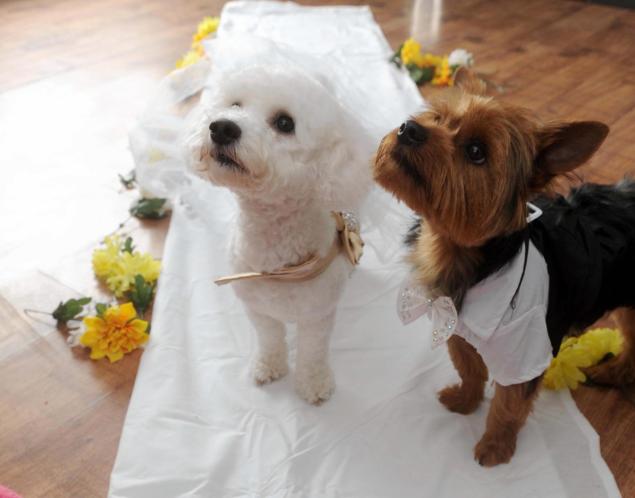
<box><xmin>211</xmin><ymin>147</ymin><xmax>246</xmax><ymax>173</ymax></box>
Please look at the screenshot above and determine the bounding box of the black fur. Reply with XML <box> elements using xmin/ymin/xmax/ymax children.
<box><xmin>406</xmin><ymin>179</ymin><xmax>635</xmax><ymax>354</ymax></box>
<box><xmin>404</xmin><ymin>217</ymin><xmax>422</xmax><ymax>246</ymax></box>
<box><xmin>530</xmin><ymin>180</ymin><xmax>635</xmax><ymax>352</ymax></box>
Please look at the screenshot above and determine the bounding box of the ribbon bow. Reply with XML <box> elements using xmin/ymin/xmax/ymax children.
<box><xmin>214</xmin><ymin>211</ymin><xmax>363</xmax><ymax>286</ymax></box>
<box><xmin>333</xmin><ymin>211</ymin><xmax>364</xmax><ymax>265</ymax></box>
<box><xmin>397</xmin><ymin>277</ymin><xmax>459</xmax><ymax>348</ymax></box>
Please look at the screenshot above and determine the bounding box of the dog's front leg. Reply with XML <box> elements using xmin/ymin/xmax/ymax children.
<box><xmin>295</xmin><ymin>312</ymin><xmax>336</xmax><ymax>405</ymax></box>
<box><xmin>438</xmin><ymin>335</ymin><xmax>488</xmax><ymax>414</ymax></box>
<box><xmin>247</xmin><ymin>310</ymin><xmax>289</xmax><ymax>385</ymax></box>
<box><xmin>474</xmin><ymin>377</ymin><xmax>542</xmax><ymax>467</ymax></box>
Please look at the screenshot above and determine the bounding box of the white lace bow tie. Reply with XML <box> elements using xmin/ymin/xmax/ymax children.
<box><xmin>397</xmin><ymin>277</ymin><xmax>458</xmax><ymax>348</ymax></box>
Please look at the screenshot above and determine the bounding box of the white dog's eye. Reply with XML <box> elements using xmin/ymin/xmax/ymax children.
<box><xmin>231</xmin><ymin>102</ymin><xmax>241</xmax><ymax>108</ymax></box>
<box><xmin>273</xmin><ymin>113</ymin><xmax>295</xmax><ymax>134</ymax></box>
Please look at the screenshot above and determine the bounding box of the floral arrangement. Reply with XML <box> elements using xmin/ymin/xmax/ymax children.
<box><xmin>544</xmin><ymin>328</ymin><xmax>624</xmax><ymax>390</ymax></box>
<box><xmin>28</xmin><ymin>170</ymin><xmax>167</xmax><ymax>363</ymax></box>
<box><xmin>92</xmin><ymin>235</ymin><xmax>161</xmax><ymax>298</ymax></box>
<box><xmin>176</xmin><ymin>16</ymin><xmax>220</xmax><ymax>69</ymax></box>
<box><xmin>72</xmin><ymin>302</ymin><xmax>149</xmax><ymax>363</ymax></box>
<box><xmin>52</xmin><ymin>234</ymin><xmax>161</xmax><ymax>363</ymax></box>
<box><xmin>391</xmin><ymin>38</ymin><xmax>474</xmax><ymax>87</ymax></box>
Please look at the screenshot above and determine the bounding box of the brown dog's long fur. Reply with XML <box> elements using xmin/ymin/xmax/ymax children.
<box><xmin>373</xmin><ymin>68</ymin><xmax>633</xmax><ymax>466</ymax></box>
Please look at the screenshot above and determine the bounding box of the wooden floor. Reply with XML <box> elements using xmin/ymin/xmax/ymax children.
<box><xmin>1</xmin><ymin>0</ymin><xmax>634</xmax><ymax>496</ymax></box>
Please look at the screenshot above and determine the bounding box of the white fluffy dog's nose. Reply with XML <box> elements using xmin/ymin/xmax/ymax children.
<box><xmin>210</xmin><ymin>119</ymin><xmax>242</xmax><ymax>146</ymax></box>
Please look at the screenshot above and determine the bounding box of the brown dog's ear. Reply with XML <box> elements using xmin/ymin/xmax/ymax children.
<box><xmin>452</xmin><ymin>67</ymin><xmax>487</xmax><ymax>96</ymax></box>
<box><xmin>532</xmin><ymin>121</ymin><xmax>609</xmax><ymax>188</ymax></box>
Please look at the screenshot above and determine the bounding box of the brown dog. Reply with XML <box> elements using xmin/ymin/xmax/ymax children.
<box><xmin>374</xmin><ymin>68</ymin><xmax>635</xmax><ymax>466</ymax></box>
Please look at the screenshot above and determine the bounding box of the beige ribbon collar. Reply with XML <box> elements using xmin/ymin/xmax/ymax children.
<box><xmin>214</xmin><ymin>211</ymin><xmax>364</xmax><ymax>286</ymax></box>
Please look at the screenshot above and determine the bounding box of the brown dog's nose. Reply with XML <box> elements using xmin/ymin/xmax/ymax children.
<box><xmin>397</xmin><ymin>120</ymin><xmax>427</xmax><ymax>146</ymax></box>
<box><xmin>210</xmin><ymin>119</ymin><xmax>242</xmax><ymax>146</ymax></box>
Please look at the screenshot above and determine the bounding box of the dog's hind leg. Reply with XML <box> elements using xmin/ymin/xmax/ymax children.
<box><xmin>474</xmin><ymin>377</ymin><xmax>542</xmax><ymax>467</ymax></box>
<box><xmin>295</xmin><ymin>312</ymin><xmax>336</xmax><ymax>405</ymax></box>
<box><xmin>438</xmin><ymin>335</ymin><xmax>488</xmax><ymax>414</ymax></box>
<box><xmin>584</xmin><ymin>307</ymin><xmax>635</xmax><ymax>386</ymax></box>
<box><xmin>247</xmin><ymin>310</ymin><xmax>289</xmax><ymax>385</ymax></box>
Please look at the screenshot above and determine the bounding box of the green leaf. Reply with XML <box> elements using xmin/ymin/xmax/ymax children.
<box><xmin>118</xmin><ymin>169</ymin><xmax>137</xmax><ymax>190</ymax></box>
<box><xmin>95</xmin><ymin>303</ymin><xmax>108</xmax><ymax>317</ymax></box>
<box><xmin>407</xmin><ymin>64</ymin><xmax>434</xmax><ymax>85</ymax></box>
<box><xmin>122</xmin><ymin>236</ymin><xmax>135</xmax><ymax>254</ymax></box>
<box><xmin>129</xmin><ymin>197</ymin><xmax>168</xmax><ymax>220</ymax></box>
<box><xmin>52</xmin><ymin>297</ymin><xmax>92</xmax><ymax>324</ymax></box>
<box><xmin>390</xmin><ymin>43</ymin><xmax>404</xmax><ymax>67</ymax></box>
<box><xmin>128</xmin><ymin>274</ymin><xmax>155</xmax><ymax>316</ymax></box>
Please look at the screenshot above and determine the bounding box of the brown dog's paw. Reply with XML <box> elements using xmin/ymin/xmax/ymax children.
<box><xmin>438</xmin><ymin>383</ymin><xmax>483</xmax><ymax>414</ymax></box>
<box><xmin>583</xmin><ymin>355</ymin><xmax>635</xmax><ymax>387</ymax></box>
<box><xmin>474</xmin><ymin>433</ymin><xmax>516</xmax><ymax>467</ymax></box>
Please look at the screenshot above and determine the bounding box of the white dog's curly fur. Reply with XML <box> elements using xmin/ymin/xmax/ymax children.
<box><xmin>187</xmin><ymin>65</ymin><xmax>372</xmax><ymax>404</ymax></box>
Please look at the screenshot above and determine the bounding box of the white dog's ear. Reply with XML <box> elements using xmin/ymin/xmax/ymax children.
<box><xmin>315</xmin><ymin>132</ymin><xmax>373</xmax><ymax>212</ymax></box>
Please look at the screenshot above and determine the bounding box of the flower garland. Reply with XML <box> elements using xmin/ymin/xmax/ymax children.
<box><xmin>93</xmin><ymin>235</ymin><xmax>161</xmax><ymax>298</ymax></box>
<box><xmin>176</xmin><ymin>16</ymin><xmax>220</xmax><ymax>69</ymax></box>
<box><xmin>32</xmin><ymin>171</ymin><xmax>167</xmax><ymax>363</ymax></box>
<box><xmin>544</xmin><ymin>328</ymin><xmax>624</xmax><ymax>390</ymax></box>
<box><xmin>54</xmin><ymin>235</ymin><xmax>161</xmax><ymax>363</ymax></box>
<box><xmin>391</xmin><ymin>38</ymin><xmax>474</xmax><ymax>86</ymax></box>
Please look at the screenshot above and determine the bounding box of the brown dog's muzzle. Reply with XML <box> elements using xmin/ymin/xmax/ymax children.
<box><xmin>397</xmin><ymin>120</ymin><xmax>428</xmax><ymax>147</ymax></box>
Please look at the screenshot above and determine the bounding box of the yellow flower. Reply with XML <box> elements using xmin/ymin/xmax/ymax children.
<box><xmin>431</xmin><ymin>57</ymin><xmax>452</xmax><ymax>86</ymax></box>
<box><xmin>106</xmin><ymin>251</ymin><xmax>161</xmax><ymax>297</ymax></box>
<box><xmin>80</xmin><ymin>303</ymin><xmax>149</xmax><ymax>362</ymax></box>
<box><xmin>193</xmin><ymin>16</ymin><xmax>220</xmax><ymax>43</ymax></box>
<box><xmin>176</xmin><ymin>49</ymin><xmax>202</xmax><ymax>69</ymax></box>
<box><xmin>544</xmin><ymin>328</ymin><xmax>624</xmax><ymax>390</ymax></box>
<box><xmin>420</xmin><ymin>53</ymin><xmax>442</xmax><ymax>68</ymax></box>
<box><xmin>578</xmin><ymin>327</ymin><xmax>623</xmax><ymax>359</ymax></box>
<box><xmin>92</xmin><ymin>237</ymin><xmax>162</xmax><ymax>297</ymax></box>
<box><xmin>544</xmin><ymin>340</ymin><xmax>592</xmax><ymax>390</ymax></box>
<box><xmin>175</xmin><ymin>16</ymin><xmax>219</xmax><ymax>69</ymax></box>
<box><xmin>92</xmin><ymin>235</ymin><xmax>122</xmax><ymax>279</ymax></box>
<box><xmin>400</xmin><ymin>37</ymin><xmax>425</xmax><ymax>66</ymax></box>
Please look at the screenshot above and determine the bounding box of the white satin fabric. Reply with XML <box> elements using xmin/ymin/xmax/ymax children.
<box><xmin>109</xmin><ymin>2</ymin><xmax>620</xmax><ymax>497</ymax></box>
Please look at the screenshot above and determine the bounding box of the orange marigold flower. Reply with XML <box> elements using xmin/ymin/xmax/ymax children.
<box><xmin>80</xmin><ymin>303</ymin><xmax>149</xmax><ymax>363</ymax></box>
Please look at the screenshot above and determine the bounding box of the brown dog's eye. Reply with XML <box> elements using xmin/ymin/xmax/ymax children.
<box><xmin>465</xmin><ymin>141</ymin><xmax>487</xmax><ymax>165</ymax></box>
<box><xmin>273</xmin><ymin>113</ymin><xmax>295</xmax><ymax>134</ymax></box>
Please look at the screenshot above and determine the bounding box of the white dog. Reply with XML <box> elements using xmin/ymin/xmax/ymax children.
<box><xmin>187</xmin><ymin>64</ymin><xmax>372</xmax><ymax>404</ymax></box>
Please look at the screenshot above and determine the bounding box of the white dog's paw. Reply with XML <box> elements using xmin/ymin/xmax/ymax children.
<box><xmin>295</xmin><ymin>364</ymin><xmax>335</xmax><ymax>405</ymax></box>
<box><xmin>251</xmin><ymin>353</ymin><xmax>289</xmax><ymax>385</ymax></box>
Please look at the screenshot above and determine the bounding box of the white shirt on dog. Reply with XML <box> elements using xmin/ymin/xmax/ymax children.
<box><xmin>398</xmin><ymin>240</ymin><xmax>553</xmax><ymax>386</ymax></box>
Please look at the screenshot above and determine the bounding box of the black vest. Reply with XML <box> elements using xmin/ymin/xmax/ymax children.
<box><xmin>528</xmin><ymin>183</ymin><xmax>635</xmax><ymax>353</ymax></box>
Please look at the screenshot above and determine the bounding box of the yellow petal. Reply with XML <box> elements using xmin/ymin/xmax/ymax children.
<box><xmin>128</xmin><ymin>319</ymin><xmax>149</xmax><ymax>335</ymax></box>
<box><xmin>89</xmin><ymin>348</ymin><xmax>106</xmax><ymax>360</ymax></box>
<box><xmin>82</xmin><ymin>316</ymin><xmax>105</xmax><ymax>332</ymax></box>
<box><xmin>107</xmin><ymin>350</ymin><xmax>124</xmax><ymax>363</ymax></box>
<box><xmin>118</xmin><ymin>302</ymin><xmax>138</xmax><ymax>322</ymax></box>
<box><xmin>79</xmin><ymin>330</ymin><xmax>100</xmax><ymax>347</ymax></box>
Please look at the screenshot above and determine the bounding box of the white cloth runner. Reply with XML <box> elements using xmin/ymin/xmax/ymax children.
<box><xmin>109</xmin><ymin>2</ymin><xmax>620</xmax><ymax>497</ymax></box>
